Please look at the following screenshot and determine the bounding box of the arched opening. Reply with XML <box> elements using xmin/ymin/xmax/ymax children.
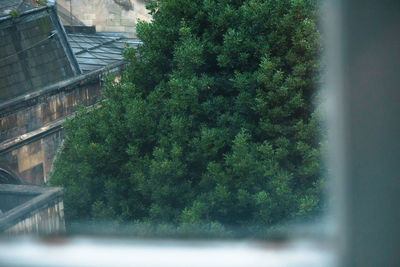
<box><xmin>0</xmin><ymin>169</ymin><xmax>21</xmax><ymax>184</ymax></box>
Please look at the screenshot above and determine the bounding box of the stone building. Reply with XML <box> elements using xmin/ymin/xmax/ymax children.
<box><xmin>0</xmin><ymin>0</ymin><xmax>141</xmax><ymax>234</ymax></box>
<box><xmin>56</xmin><ymin>0</ymin><xmax>152</xmax><ymax>37</ymax></box>
<box><xmin>0</xmin><ymin>0</ymin><xmax>140</xmax><ymax>185</ymax></box>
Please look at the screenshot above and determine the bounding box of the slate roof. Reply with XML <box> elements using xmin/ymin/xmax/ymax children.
<box><xmin>0</xmin><ymin>1</ymin><xmax>139</xmax><ymax>104</ymax></box>
<box><xmin>67</xmin><ymin>33</ymin><xmax>141</xmax><ymax>73</ymax></box>
<box><xmin>0</xmin><ymin>0</ymin><xmax>39</xmax><ymax>18</ymax></box>
<box><xmin>0</xmin><ymin>3</ymin><xmax>81</xmax><ymax>103</ymax></box>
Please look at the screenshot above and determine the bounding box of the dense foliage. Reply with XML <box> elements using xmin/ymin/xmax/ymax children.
<box><xmin>51</xmin><ymin>0</ymin><xmax>323</xmax><ymax>229</ymax></box>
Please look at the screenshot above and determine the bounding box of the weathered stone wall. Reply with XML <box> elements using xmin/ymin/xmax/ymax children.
<box><xmin>0</xmin><ymin>129</ymin><xmax>64</xmax><ymax>184</ymax></box>
<box><xmin>56</xmin><ymin>0</ymin><xmax>151</xmax><ymax>37</ymax></box>
<box><xmin>0</xmin><ymin>63</ymin><xmax>122</xmax><ymax>185</ymax></box>
<box><xmin>0</xmin><ymin>75</ymin><xmax>102</xmax><ymax>143</ymax></box>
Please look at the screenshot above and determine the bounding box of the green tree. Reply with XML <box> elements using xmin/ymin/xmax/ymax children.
<box><xmin>51</xmin><ymin>0</ymin><xmax>323</xmax><ymax>228</ymax></box>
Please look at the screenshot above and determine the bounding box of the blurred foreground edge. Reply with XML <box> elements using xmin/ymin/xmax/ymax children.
<box><xmin>0</xmin><ymin>237</ymin><xmax>334</xmax><ymax>267</ymax></box>
<box><xmin>329</xmin><ymin>0</ymin><xmax>400</xmax><ymax>266</ymax></box>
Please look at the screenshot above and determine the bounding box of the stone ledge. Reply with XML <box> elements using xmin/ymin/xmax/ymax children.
<box><xmin>0</xmin><ymin>99</ymin><xmax>102</xmax><ymax>155</ymax></box>
<box><xmin>0</xmin><ymin>116</ymin><xmax>65</xmax><ymax>153</ymax></box>
<box><xmin>0</xmin><ymin>60</ymin><xmax>123</xmax><ymax>116</ymax></box>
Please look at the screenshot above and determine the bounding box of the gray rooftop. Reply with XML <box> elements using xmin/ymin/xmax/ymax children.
<box><xmin>67</xmin><ymin>33</ymin><xmax>141</xmax><ymax>73</ymax></box>
<box><xmin>0</xmin><ymin>2</ymin><xmax>140</xmax><ymax>104</ymax></box>
<box><xmin>0</xmin><ymin>3</ymin><xmax>81</xmax><ymax>103</ymax></box>
<box><xmin>0</xmin><ymin>184</ymin><xmax>63</xmax><ymax>232</ymax></box>
<box><xmin>0</xmin><ymin>0</ymin><xmax>39</xmax><ymax>18</ymax></box>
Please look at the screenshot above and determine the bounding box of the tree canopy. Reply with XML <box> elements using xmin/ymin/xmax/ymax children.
<box><xmin>51</xmin><ymin>0</ymin><xmax>323</xmax><ymax>230</ymax></box>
